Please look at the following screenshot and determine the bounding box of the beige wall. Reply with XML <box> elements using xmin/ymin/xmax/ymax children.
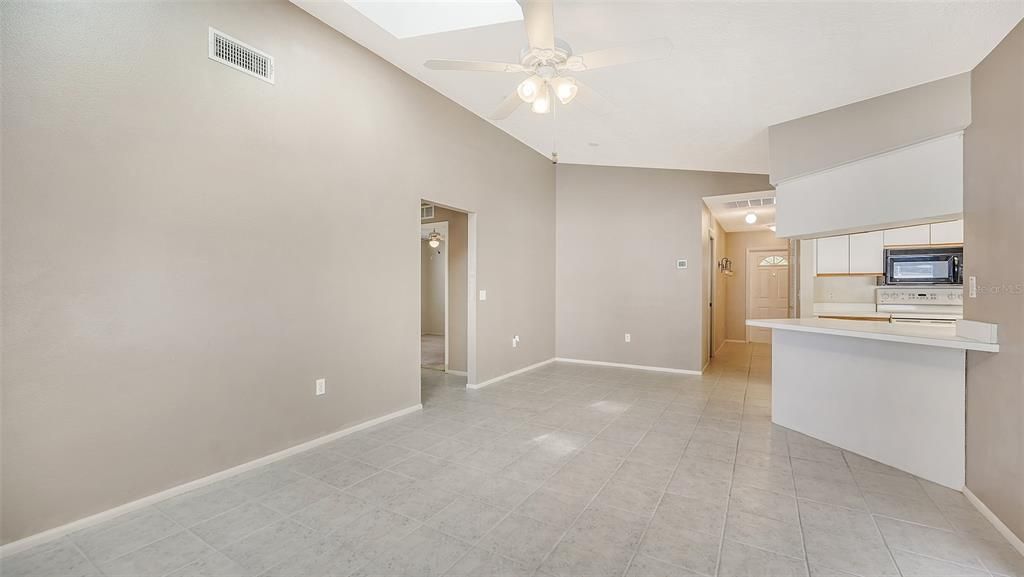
<box><xmin>724</xmin><ymin>231</ymin><xmax>789</xmax><ymax>341</ymax></box>
<box><xmin>555</xmin><ymin>165</ymin><xmax>769</xmax><ymax>372</ymax></box>
<box><xmin>0</xmin><ymin>1</ymin><xmax>554</xmax><ymax>542</ymax></box>
<box><xmin>422</xmin><ymin>206</ymin><xmax>468</xmax><ymax>372</ymax></box>
<box><xmin>964</xmin><ymin>19</ymin><xmax>1024</xmax><ymax>541</ymax></box>
<box><xmin>420</xmin><ymin>238</ymin><xmax>445</xmax><ymax>335</ymax></box>
<box><xmin>769</xmin><ymin>72</ymin><xmax>971</xmax><ymax>184</ymax></box>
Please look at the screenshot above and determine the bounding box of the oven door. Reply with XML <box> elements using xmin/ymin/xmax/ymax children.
<box><xmin>886</xmin><ymin>254</ymin><xmax>957</xmax><ymax>284</ymax></box>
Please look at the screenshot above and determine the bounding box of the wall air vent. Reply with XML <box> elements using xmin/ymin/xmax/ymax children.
<box><xmin>208</xmin><ymin>28</ymin><xmax>274</xmax><ymax>84</ymax></box>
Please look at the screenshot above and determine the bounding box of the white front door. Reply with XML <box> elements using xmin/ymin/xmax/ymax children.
<box><xmin>748</xmin><ymin>250</ymin><xmax>790</xmax><ymax>344</ymax></box>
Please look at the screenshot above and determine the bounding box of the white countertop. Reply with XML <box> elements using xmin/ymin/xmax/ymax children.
<box><xmin>746</xmin><ymin>318</ymin><xmax>999</xmax><ymax>352</ymax></box>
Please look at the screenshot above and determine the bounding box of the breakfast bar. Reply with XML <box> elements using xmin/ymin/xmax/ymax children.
<box><xmin>747</xmin><ymin>318</ymin><xmax>998</xmax><ymax>489</ymax></box>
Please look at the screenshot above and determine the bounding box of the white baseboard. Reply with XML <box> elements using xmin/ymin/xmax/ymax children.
<box><xmin>0</xmin><ymin>403</ymin><xmax>423</xmax><ymax>558</ymax></box>
<box><xmin>467</xmin><ymin>358</ymin><xmax>555</xmax><ymax>389</ymax></box>
<box><xmin>964</xmin><ymin>487</ymin><xmax>1024</xmax><ymax>557</ymax></box>
<box><xmin>554</xmin><ymin>357</ymin><xmax>702</xmax><ymax>375</ymax></box>
<box><xmin>445</xmin><ymin>369</ymin><xmax>467</xmax><ymax>376</ymax></box>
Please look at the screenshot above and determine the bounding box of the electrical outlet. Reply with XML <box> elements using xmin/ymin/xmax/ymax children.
<box><xmin>624</xmin><ymin>333</ymin><xmax>631</xmax><ymax>343</ymax></box>
<box><xmin>512</xmin><ymin>335</ymin><xmax>520</xmax><ymax>348</ymax></box>
<box><xmin>479</xmin><ymin>290</ymin><xmax>487</xmax><ymax>301</ymax></box>
<box><xmin>969</xmin><ymin>276</ymin><xmax>977</xmax><ymax>298</ymax></box>
<box><xmin>315</xmin><ymin>378</ymin><xmax>326</xmax><ymax>396</ymax></box>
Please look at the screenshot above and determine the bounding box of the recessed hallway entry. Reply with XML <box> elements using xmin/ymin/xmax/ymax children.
<box><xmin>420</xmin><ymin>201</ymin><xmax>472</xmax><ymax>386</ymax></box>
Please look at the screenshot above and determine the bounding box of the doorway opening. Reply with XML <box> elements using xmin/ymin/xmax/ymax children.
<box><xmin>420</xmin><ymin>201</ymin><xmax>473</xmax><ymax>399</ymax></box>
<box><xmin>746</xmin><ymin>248</ymin><xmax>790</xmax><ymax>343</ymax></box>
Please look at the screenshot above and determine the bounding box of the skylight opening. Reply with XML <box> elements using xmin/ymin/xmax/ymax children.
<box><xmin>346</xmin><ymin>0</ymin><xmax>523</xmax><ymax>39</ymax></box>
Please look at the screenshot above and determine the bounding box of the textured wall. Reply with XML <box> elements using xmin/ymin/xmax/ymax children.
<box><xmin>964</xmin><ymin>19</ymin><xmax>1024</xmax><ymax>542</ymax></box>
<box><xmin>0</xmin><ymin>1</ymin><xmax>554</xmax><ymax>542</ymax></box>
<box><xmin>555</xmin><ymin>165</ymin><xmax>769</xmax><ymax>372</ymax></box>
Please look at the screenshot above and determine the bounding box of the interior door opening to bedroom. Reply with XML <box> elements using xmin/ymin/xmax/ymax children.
<box><xmin>420</xmin><ymin>201</ymin><xmax>472</xmax><ymax>397</ymax></box>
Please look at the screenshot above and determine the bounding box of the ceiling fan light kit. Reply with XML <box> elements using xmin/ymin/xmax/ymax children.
<box><xmin>423</xmin><ymin>0</ymin><xmax>671</xmax><ymax>119</ymax></box>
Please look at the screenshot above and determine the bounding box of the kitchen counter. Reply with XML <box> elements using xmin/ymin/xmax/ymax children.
<box><xmin>747</xmin><ymin>317</ymin><xmax>999</xmax><ymax>489</ymax></box>
<box><xmin>748</xmin><ymin>318</ymin><xmax>999</xmax><ymax>352</ymax></box>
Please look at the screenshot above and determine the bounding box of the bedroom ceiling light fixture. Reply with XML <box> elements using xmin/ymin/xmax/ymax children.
<box><xmin>745</xmin><ymin>212</ymin><xmax>758</xmax><ymax>224</ymax></box>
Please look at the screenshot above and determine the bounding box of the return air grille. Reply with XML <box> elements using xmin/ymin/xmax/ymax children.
<box><xmin>208</xmin><ymin>28</ymin><xmax>274</xmax><ymax>84</ymax></box>
<box><xmin>725</xmin><ymin>197</ymin><xmax>775</xmax><ymax>209</ymax></box>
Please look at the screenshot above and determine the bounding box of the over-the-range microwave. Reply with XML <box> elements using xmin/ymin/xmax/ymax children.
<box><xmin>884</xmin><ymin>247</ymin><xmax>963</xmax><ymax>285</ymax></box>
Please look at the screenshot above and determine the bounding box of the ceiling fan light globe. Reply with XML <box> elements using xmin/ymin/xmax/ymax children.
<box><xmin>517</xmin><ymin>76</ymin><xmax>542</xmax><ymax>103</ymax></box>
<box><xmin>554</xmin><ymin>78</ymin><xmax>578</xmax><ymax>104</ymax></box>
<box><xmin>531</xmin><ymin>85</ymin><xmax>552</xmax><ymax>114</ymax></box>
<box><xmin>429</xmin><ymin>239</ymin><xmax>440</xmax><ymax>248</ymax></box>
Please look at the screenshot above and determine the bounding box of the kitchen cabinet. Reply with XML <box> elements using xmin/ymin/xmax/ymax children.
<box><xmin>816</xmin><ymin>235</ymin><xmax>850</xmax><ymax>274</ymax></box>
<box><xmin>930</xmin><ymin>220</ymin><xmax>964</xmax><ymax>244</ymax></box>
<box><xmin>884</xmin><ymin>225</ymin><xmax>931</xmax><ymax>246</ymax></box>
<box><xmin>849</xmin><ymin>231</ymin><xmax>884</xmax><ymax>274</ymax></box>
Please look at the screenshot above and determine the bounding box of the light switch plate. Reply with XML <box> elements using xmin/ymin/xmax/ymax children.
<box><xmin>969</xmin><ymin>276</ymin><xmax>977</xmax><ymax>298</ymax></box>
<box><xmin>479</xmin><ymin>290</ymin><xmax>487</xmax><ymax>301</ymax></box>
<box><xmin>315</xmin><ymin>378</ymin><xmax>326</xmax><ymax>396</ymax></box>
<box><xmin>676</xmin><ymin>259</ymin><xmax>688</xmax><ymax>269</ymax></box>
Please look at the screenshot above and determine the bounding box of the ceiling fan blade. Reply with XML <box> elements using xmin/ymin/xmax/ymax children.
<box><xmin>517</xmin><ymin>0</ymin><xmax>554</xmax><ymax>50</ymax></box>
<box><xmin>424</xmin><ymin>59</ymin><xmax>524</xmax><ymax>73</ymax></box>
<box><xmin>566</xmin><ymin>38</ymin><xmax>672</xmax><ymax>71</ymax></box>
<box><xmin>574</xmin><ymin>80</ymin><xmax>614</xmax><ymax>116</ymax></box>
<box><xmin>491</xmin><ymin>90</ymin><xmax>523</xmax><ymax>120</ymax></box>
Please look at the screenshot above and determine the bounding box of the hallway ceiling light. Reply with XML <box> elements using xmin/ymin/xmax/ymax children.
<box><xmin>745</xmin><ymin>212</ymin><xmax>758</xmax><ymax>224</ymax></box>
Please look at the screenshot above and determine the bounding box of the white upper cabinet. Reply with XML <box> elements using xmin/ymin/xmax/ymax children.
<box><xmin>930</xmin><ymin>220</ymin><xmax>964</xmax><ymax>244</ymax></box>
<box><xmin>883</xmin><ymin>224</ymin><xmax>931</xmax><ymax>246</ymax></box>
<box><xmin>816</xmin><ymin>235</ymin><xmax>850</xmax><ymax>274</ymax></box>
<box><xmin>849</xmin><ymin>231</ymin><xmax>884</xmax><ymax>274</ymax></box>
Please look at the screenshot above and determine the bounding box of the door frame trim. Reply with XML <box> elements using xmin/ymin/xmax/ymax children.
<box><xmin>746</xmin><ymin>246</ymin><xmax>790</xmax><ymax>343</ymax></box>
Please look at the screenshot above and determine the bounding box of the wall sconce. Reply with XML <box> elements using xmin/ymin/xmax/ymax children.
<box><xmin>718</xmin><ymin>257</ymin><xmax>734</xmax><ymax>276</ymax></box>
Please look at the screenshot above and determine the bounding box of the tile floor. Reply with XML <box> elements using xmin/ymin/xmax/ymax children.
<box><xmin>5</xmin><ymin>342</ymin><xmax>1024</xmax><ymax>577</ymax></box>
<box><xmin>421</xmin><ymin>334</ymin><xmax>445</xmax><ymax>371</ymax></box>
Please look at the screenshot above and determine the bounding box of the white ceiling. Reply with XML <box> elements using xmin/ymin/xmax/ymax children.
<box><xmin>294</xmin><ymin>1</ymin><xmax>1023</xmax><ymax>174</ymax></box>
<box><xmin>705</xmin><ymin>190</ymin><xmax>778</xmax><ymax>233</ymax></box>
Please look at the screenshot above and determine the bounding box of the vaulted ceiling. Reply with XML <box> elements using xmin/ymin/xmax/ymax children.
<box><xmin>294</xmin><ymin>1</ymin><xmax>1023</xmax><ymax>174</ymax></box>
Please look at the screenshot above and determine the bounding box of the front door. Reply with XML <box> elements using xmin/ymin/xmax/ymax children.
<box><xmin>748</xmin><ymin>250</ymin><xmax>789</xmax><ymax>343</ymax></box>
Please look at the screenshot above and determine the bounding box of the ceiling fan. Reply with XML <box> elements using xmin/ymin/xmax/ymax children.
<box><xmin>423</xmin><ymin>0</ymin><xmax>672</xmax><ymax>119</ymax></box>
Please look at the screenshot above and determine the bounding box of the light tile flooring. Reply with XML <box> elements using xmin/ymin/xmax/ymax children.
<box><xmin>6</xmin><ymin>343</ymin><xmax>1024</xmax><ymax>577</ymax></box>
<box><xmin>421</xmin><ymin>335</ymin><xmax>445</xmax><ymax>371</ymax></box>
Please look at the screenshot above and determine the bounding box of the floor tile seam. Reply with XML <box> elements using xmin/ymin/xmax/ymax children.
<box><xmin>618</xmin><ymin>372</ymin><xmax>722</xmax><ymax>577</ymax></box>
<box><xmin>451</xmin><ymin>407</ymin><xmax>627</xmax><ymax>572</ymax></box>
<box><xmin>839</xmin><ymin>450</ymin><xmax>910</xmax><ymax>577</ymax></box>
<box><xmin>524</xmin><ymin>410</ymin><xmax>684</xmax><ymax>577</ymax></box>
<box><xmin>711</xmin><ymin>371</ymin><xmax>747</xmax><ymax>577</ymax></box>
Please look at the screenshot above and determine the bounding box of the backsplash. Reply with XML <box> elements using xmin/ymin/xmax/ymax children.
<box><xmin>814</xmin><ymin>275</ymin><xmax>879</xmax><ymax>303</ymax></box>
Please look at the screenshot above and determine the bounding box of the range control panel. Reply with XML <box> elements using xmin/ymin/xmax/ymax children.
<box><xmin>877</xmin><ymin>287</ymin><xmax>963</xmax><ymax>305</ymax></box>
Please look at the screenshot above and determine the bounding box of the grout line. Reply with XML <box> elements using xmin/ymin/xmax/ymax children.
<box><xmin>68</xmin><ymin>540</ymin><xmax>105</xmax><ymax>577</ymax></box>
<box><xmin>710</xmin><ymin>350</ymin><xmax>749</xmax><ymax>577</ymax></box>
<box><xmin>842</xmin><ymin>450</ymin><xmax>907</xmax><ymax>577</ymax></box>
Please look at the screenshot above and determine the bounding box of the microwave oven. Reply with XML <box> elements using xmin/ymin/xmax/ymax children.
<box><xmin>884</xmin><ymin>247</ymin><xmax>963</xmax><ymax>285</ymax></box>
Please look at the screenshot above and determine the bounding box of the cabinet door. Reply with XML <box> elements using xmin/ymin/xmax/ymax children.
<box><xmin>930</xmin><ymin>220</ymin><xmax>964</xmax><ymax>244</ymax></box>
<box><xmin>816</xmin><ymin>235</ymin><xmax>850</xmax><ymax>274</ymax></box>
<box><xmin>849</xmin><ymin>231</ymin><xmax>884</xmax><ymax>274</ymax></box>
<box><xmin>883</xmin><ymin>224</ymin><xmax>930</xmax><ymax>246</ymax></box>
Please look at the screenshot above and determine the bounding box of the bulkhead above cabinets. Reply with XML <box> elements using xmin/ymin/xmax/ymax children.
<box><xmin>815</xmin><ymin>219</ymin><xmax>963</xmax><ymax>276</ymax></box>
